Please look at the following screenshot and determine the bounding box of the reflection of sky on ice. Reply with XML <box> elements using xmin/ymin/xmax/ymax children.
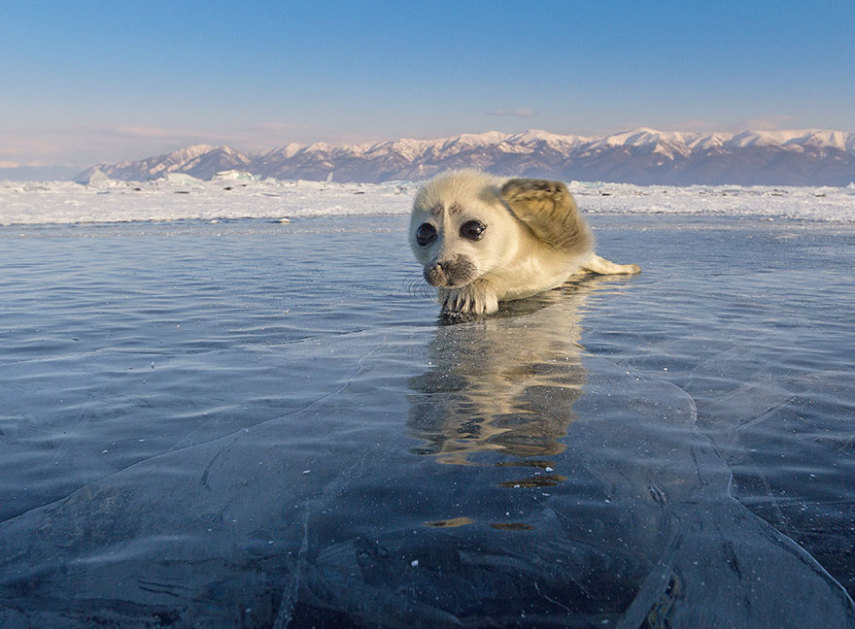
<box><xmin>0</xmin><ymin>214</ymin><xmax>854</xmax><ymax>626</ymax></box>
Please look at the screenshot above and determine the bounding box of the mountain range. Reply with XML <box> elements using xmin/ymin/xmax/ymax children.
<box><xmin>77</xmin><ymin>128</ymin><xmax>855</xmax><ymax>186</ymax></box>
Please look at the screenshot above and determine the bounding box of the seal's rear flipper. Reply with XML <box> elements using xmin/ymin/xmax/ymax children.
<box><xmin>582</xmin><ymin>254</ymin><xmax>641</xmax><ymax>275</ymax></box>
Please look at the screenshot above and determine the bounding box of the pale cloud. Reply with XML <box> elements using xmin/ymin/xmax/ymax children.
<box><xmin>250</xmin><ymin>122</ymin><xmax>315</xmax><ymax>133</ymax></box>
<box><xmin>486</xmin><ymin>109</ymin><xmax>537</xmax><ymax>118</ymax></box>
<box><xmin>661</xmin><ymin>119</ymin><xmax>723</xmax><ymax>132</ymax></box>
<box><xmin>737</xmin><ymin>115</ymin><xmax>797</xmax><ymax>131</ymax></box>
<box><xmin>0</xmin><ymin>122</ymin><xmax>332</xmax><ymax>168</ymax></box>
<box><xmin>623</xmin><ymin>116</ymin><xmax>802</xmax><ymax>135</ymax></box>
<box><xmin>111</xmin><ymin>122</ymin><xmax>344</xmax><ymax>153</ymax></box>
<box><xmin>114</xmin><ymin>125</ymin><xmax>200</xmax><ymax>139</ymax></box>
<box><xmin>115</xmin><ymin>123</ymin><xmax>314</xmax><ymax>143</ymax></box>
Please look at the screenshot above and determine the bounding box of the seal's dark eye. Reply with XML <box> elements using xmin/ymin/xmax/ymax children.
<box><xmin>460</xmin><ymin>220</ymin><xmax>486</xmax><ymax>241</ymax></box>
<box><xmin>416</xmin><ymin>223</ymin><xmax>437</xmax><ymax>246</ymax></box>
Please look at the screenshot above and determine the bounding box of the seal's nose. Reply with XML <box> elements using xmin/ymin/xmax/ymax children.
<box><xmin>425</xmin><ymin>255</ymin><xmax>476</xmax><ymax>288</ymax></box>
<box><xmin>424</xmin><ymin>261</ymin><xmax>447</xmax><ymax>287</ymax></box>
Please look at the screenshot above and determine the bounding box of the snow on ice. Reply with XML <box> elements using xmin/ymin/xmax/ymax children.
<box><xmin>1</xmin><ymin>172</ymin><xmax>854</xmax><ymax>226</ymax></box>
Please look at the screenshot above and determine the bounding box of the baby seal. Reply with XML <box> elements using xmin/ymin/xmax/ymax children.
<box><xmin>409</xmin><ymin>170</ymin><xmax>640</xmax><ymax>317</ymax></box>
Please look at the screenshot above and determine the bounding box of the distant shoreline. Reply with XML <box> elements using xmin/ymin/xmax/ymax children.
<box><xmin>1</xmin><ymin>178</ymin><xmax>854</xmax><ymax>227</ymax></box>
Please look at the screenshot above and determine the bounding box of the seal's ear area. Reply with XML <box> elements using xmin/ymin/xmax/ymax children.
<box><xmin>500</xmin><ymin>178</ymin><xmax>575</xmax><ymax>216</ymax></box>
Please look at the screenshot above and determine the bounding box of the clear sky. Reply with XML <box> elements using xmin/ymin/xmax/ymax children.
<box><xmin>2</xmin><ymin>0</ymin><xmax>854</xmax><ymax>170</ymax></box>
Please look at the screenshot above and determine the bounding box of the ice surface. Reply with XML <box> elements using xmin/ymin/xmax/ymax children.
<box><xmin>1</xmin><ymin>177</ymin><xmax>854</xmax><ymax>225</ymax></box>
<box><xmin>1</xmin><ymin>210</ymin><xmax>854</xmax><ymax>626</ymax></box>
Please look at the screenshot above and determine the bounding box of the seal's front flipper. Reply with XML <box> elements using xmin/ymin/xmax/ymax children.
<box><xmin>438</xmin><ymin>282</ymin><xmax>499</xmax><ymax>317</ymax></box>
<box><xmin>500</xmin><ymin>179</ymin><xmax>573</xmax><ymax>219</ymax></box>
<box><xmin>582</xmin><ymin>254</ymin><xmax>641</xmax><ymax>275</ymax></box>
<box><xmin>500</xmin><ymin>179</ymin><xmax>592</xmax><ymax>253</ymax></box>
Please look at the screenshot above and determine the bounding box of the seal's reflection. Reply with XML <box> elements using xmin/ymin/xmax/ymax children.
<box><xmin>409</xmin><ymin>278</ymin><xmax>612</xmax><ymax>468</ymax></box>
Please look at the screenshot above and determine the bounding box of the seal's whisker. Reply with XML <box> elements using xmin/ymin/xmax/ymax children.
<box><xmin>404</xmin><ymin>273</ymin><xmax>433</xmax><ymax>299</ymax></box>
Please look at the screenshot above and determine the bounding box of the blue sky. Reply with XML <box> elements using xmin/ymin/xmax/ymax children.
<box><xmin>2</xmin><ymin>0</ymin><xmax>854</xmax><ymax>170</ymax></box>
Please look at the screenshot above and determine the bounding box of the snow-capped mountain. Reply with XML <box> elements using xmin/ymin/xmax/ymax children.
<box><xmin>77</xmin><ymin>128</ymin><xmax>855</xmax><ymax>186</ymax></box>
<box><xmin>78</xmin><ymin>144</ymin><xmax>252</xmax><ymax>182</ymax></box>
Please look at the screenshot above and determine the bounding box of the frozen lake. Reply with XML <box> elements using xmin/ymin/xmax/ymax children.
<box><xmin>2</xmin><ymin>174</ymin><xmax>854</xmax><ymax>225</ymax></box>
<box><xmin>1</xmin><ymin>184</ymin><xmax>854</xmax><ymax>626</ymax></box>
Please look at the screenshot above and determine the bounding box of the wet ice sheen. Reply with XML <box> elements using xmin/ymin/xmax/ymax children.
<box><xmin>0</xmin><ymin>216</ymin><xmax>854</xmax><ymax>627</ymax></box>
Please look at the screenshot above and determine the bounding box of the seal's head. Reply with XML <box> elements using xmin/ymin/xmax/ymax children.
<box><xmin>410</xmin><ymin>170</ymin><xmax>518</xmax><ymax>289</ymax></box>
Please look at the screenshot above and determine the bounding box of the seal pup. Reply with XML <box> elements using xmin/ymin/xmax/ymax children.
<box><xmin>409</xmin><ymin>170</ymin><xmax>640</xmax><ymax>317</ymax></box>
